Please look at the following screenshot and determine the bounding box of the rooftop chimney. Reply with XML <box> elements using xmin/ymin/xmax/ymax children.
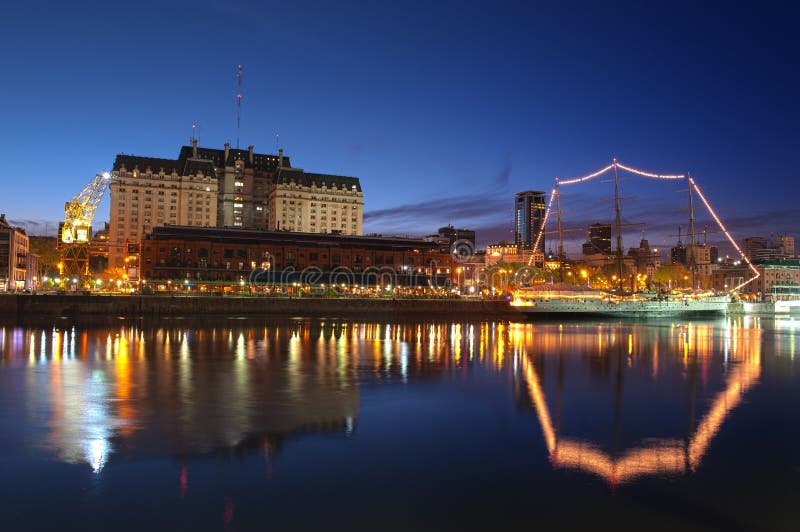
<box><xmin>248</xmin><ymin>145</ymin><xmax>254</xmax><ymax>165</ymax></box>
<box><xmin>278</xmin><ymin>148</ymin><xmax>284</xmax><ymax>167</ymax></box>
<box><xmin>224</xmin><ymin>142</ymin><xmax>230</xmax><ymax>164</ymax></box>
<box><xmin>191</xmin><ymin>138</ymin><xmax>198</xmax><ymax>158</ymax></box>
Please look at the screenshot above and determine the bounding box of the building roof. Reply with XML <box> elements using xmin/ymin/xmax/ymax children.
<box><xmin>114</xmin><ymin>145</ymin><xmax>292</xmax><ymax>178</ymax></box>
<box><xmin>275</xmin><ymin>168</ymin><xmax>362</xmax><ymax>192</ymax></box>
<box><xmin>113</xmin><ymin>155</ymin><xmax>183</xmax><ymax>174</ymax></box>
<box><xmin>144</xmin><ymin>225</ymin><xmax>436</xmax><ymax>251</ymax></box>
<box><xmin>176</xmin><ymin>146</ymin><xmax>290</xmax><ymax>171</ymax></box>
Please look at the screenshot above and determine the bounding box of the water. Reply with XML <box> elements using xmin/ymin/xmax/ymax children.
<box><xmin>0</xmin><ymin>316</ymin><xmax>798</xmax><ymax>531</ymax></box>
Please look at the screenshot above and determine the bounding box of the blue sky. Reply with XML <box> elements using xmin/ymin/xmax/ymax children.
<box><xmin>1</xmin><ymin>0</ymin><xmax>798</xmax><ymax>251</ymax></box>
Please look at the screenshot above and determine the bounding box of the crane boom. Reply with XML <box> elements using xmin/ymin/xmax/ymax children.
<box><xmin>61</xmin><ymin>172</ymin><xmax>111</xmax><ymax>244</ymax></box>
<box><xmin>60</xmin><ymin>172</ymin><xmax>111</xmax><ymax>284</ymax></box>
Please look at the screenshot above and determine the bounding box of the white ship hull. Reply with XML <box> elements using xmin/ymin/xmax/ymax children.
<box><xmin>512</xmin><ymin>294</ymin><xmax>729</xmax><ymax>317</ymax></box>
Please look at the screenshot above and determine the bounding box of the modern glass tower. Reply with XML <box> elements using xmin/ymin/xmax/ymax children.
<box><xmin>514</xmin><ymin>190</ymin><xmax>546</xmax><ymax>251</ymax></box>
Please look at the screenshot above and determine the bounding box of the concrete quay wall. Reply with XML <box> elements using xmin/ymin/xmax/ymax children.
<box><xmin>0</xmin><ymin>294</ymin><xmax>518</xmax><ymax>320</ymax></box>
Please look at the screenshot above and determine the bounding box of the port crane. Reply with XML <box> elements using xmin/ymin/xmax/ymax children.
<box><xmin>60</xmin><ymin>172</ymin><xmax>111</xmax><ymax>281</ymax></box>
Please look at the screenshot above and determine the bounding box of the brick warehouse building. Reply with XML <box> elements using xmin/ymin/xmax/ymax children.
<box><xmin>140</xmin><ymin>226</ymin><xmax>455</xmax><ymax>286</ymax></box>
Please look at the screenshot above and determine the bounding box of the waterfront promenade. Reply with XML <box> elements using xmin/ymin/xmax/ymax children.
<box><xmin>0</xmin><ymin>293</ymin><xmax>519</xmax><ymax>321</ymax></box>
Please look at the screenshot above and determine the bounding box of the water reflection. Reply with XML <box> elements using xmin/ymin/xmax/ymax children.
<box><xmin>0</xmin><ymin>317</ymin><xmax>768</xmax><ymax>486</ymax></box>
<box><xmin>520</xmin><ymin>319</ymin><xmax>762</xmax><ymax>484</ymax></box>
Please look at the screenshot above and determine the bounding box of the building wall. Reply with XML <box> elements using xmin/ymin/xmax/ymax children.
<box><xmin>140</xmin><ymin>227</ymin><xmax>451</xmax><ymax>283</ymax></box>
<box><xmin>216</xmin><ymin>145</ymin><xmax>280</xmax><ymax>229</ymax></box>
<box><xmin>0</xmin><ymin>217</ymin><xmax>29</xmax><ymax>291</ymax></box>
<box><xmin>109</xmin><ymin>168</ymin><xmax>218</xmax><ymax>268</ymax></box>
<box><xmin>269</xmin><ymin>178</ymin><xmax>363</xmax><ymax>235</ymax></box>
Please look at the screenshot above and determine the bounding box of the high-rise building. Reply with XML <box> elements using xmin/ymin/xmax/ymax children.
<box><xmin>582</xmin><ymin>223</ymin><xmax>612</xmax><ymax>256</ymax></box>
<box><xmin>514</xmin><ymin>190</ymin><xmax>546</xmax><ymax>251</ymax></box>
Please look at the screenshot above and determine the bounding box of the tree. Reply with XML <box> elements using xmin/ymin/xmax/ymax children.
<box><xmin>28</xmin><ymin>236</ymin><xmax>60</xmax><ymax>274</ymax></box>
<box><xmin>652</xmin><ymin>263</ymin><xmax>690</xmax><ymax>289</ymax></box>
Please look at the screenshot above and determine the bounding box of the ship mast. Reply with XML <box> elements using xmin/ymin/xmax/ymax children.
<box><xmin>555</xmin><ymin>178</ymin><xmax>564</xmax><ymax>261</ymax></box>
<box><xmin>613</xmin><ymin>159</ymin><xmax>624</xmax><ymax>292</ymax></box>
<box><xmin>687</xmin><ymin>172</ymin><xmax>697</xmax><ymax>290</ymax></box>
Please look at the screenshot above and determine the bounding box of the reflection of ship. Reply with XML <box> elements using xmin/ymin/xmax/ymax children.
<box><xmin>518</xmin><ymin>320</ymin><xmax>761</xmax><ymax>485</ymax></box>
<box><xmin>512</xmin><ymin>284</ymin><xmax>729</xmax><ymax>317</ymax></box>
<box><xmin>512</xmin><ymin>160</ymin><xmax>740</xmax><ymax>318</ymax></box>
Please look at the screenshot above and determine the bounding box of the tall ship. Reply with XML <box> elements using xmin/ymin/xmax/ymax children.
<box><xmin>510</xmin><ymin>159</ymin><xmax>755</xmax><ymax>318</ymax></box>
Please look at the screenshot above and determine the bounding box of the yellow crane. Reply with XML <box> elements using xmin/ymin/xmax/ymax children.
<box><xmin>60</xmin><ymin>172</ymin><xmax>111</xmax><ymax>282</ymax></box>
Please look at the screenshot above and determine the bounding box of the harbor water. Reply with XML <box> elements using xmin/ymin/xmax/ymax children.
<box><xmin>0</xmin><ymin>316</ymin><xmax>798</xmax><ymax>530</ymax></box>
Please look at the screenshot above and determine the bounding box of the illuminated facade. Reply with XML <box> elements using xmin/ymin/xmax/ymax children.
<box><xmin>514</xmin><ymin>190</ymin><xmax>546</xmax><ymax>251</ymax></box>
<box><xmin>0</xmin><ymin>213</ymin><xmax>30</xmax><ymax>291</ymax></box>
<box><xmin>109</xmin><ymin>151</ymin><xmax>219</xmax><ymax>268</ymax></box>
<box><xmin>139</xmin><ymin>226</ymin><xmax>453</xmax><ymax>284</ymax></box>
<box><xmin>269</xmin><ymin>167</ymin><xmax>363</xmax><ymax>235</ymax></box>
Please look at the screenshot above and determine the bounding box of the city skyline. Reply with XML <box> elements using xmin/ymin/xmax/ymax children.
<box><xmin>2</xmin><ymin>1</ymin><xmax>799</xmax><ymax>249</ymax></box>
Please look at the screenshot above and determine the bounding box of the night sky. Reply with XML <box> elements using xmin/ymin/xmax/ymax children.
<box><xmin>2</xmin><ymin>1</ymin><xmax>798</xmax><ymax>252</ymax></box>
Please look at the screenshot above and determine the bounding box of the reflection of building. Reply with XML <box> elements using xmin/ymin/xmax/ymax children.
<box><xmin>0</xmin><ymin>213</ymin><xmax>31</xmax><ymax>291</ymax></box>
<box><xmin>514</xmin><ymin>190</ymin><xmax>546</xmax><ymax>251</ymax></box>
<box><xmin>140</xmin><ymin>226</ymin><xmax>454</xmax><ymax>284</ymax></box>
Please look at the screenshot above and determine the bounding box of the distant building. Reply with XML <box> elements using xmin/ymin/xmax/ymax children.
<box><xmin>89</xmin><ymin>223</ymin><xmax>110</xmax><ymax>273</ymax></box>
<box><xmin>424</xmin><ymin>225</ymin><xmax>476</xmax><ymax>253</ymax></box>
<box><xmin>742</xmin><ymin>237</ymin><xmax>772</xmax><ymax>261</ymax></box>
<box><xmin>514</xmin><ymin>190</ymin><xmax>546</xmax><ymax>251</ymax></box>
<box><xmin>485</xmin><ymin>241</ymin><xmax>543</xmax><ymax>267</ymax></box>
<box><xmin>582</xmin><ymin>223</ymin><xmax>612</xmax><ymax>256</ymax></box>
<box><xmin>741</xmin><ymin>235</ymin><xmax>795</xmax><ymax>262</ymax></box>
<box><xmin>627</xmin><ymin>239</ymin><xmax>662</xmax><ymax>277</ymax></box>
<box><xmin>776</xmin><ymin>235</ymin><xmax>795</xmax><ymax>258</ymax></box>
<box><xmin>715</xmin><ymin>259</ymin><xmax>800</xmax><ymax>298</ymax></box>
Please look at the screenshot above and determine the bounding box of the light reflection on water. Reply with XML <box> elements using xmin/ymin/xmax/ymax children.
<box><xmin>0</xmin><ymin>316</ymin><xmax>797</xmax><ymax>529</ymax></box>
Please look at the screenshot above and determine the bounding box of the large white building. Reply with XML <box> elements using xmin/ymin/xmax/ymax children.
<box><xmin>108</xmin><ymin>141</ymin><xmax>363</xmax><ymax>267</ymax></box>
<box><xmin>109</xmin><ymin>151</ymin><xmax>219</xmax><ymax>268</ymax></box>
<box><xmin>269</xmin><ymin>167</ymin><xmax>363</xmax><ymax>235</ymax></box>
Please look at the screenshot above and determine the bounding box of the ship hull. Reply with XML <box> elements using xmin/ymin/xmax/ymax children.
<box><xmin>513</xmin><ymin>296</ymin><xmax>729</xmax><ymax>318</ymax></box>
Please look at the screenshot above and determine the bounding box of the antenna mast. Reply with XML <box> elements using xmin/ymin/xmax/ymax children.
<box><xmin>236</xmin><ymin>64</ymin><xmax>243</xmax><ymax>149</ymax></box>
